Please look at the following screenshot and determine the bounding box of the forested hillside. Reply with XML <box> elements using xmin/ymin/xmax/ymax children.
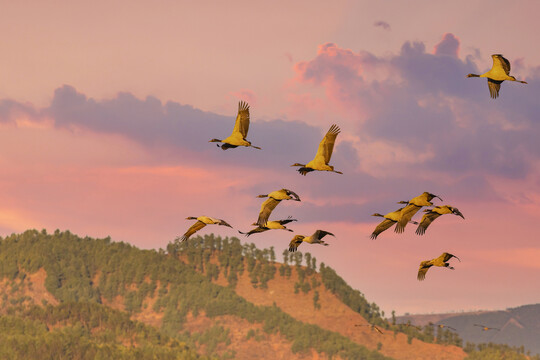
<box><xmin>0</xmin><ymin>229</ymin><xmax>535</xmax><ymax>360</ymax></box>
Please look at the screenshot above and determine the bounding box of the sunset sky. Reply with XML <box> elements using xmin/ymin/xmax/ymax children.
<box><xmin>1</xmin><ymin>0</ymin><xmax>540</xmax><ymax>315</ymax></box>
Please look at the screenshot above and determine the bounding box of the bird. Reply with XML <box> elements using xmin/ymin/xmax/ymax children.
<box><xmin>288</xmin><ymin>230</ymin><xmax>334</xmax><ymax>252</ymax></box>
<box><xmin>415</xmin><ymin>205</ymin><xmax>464</xmax><ymax>235</ymax></box>
<box><xmin>417</xmin><ymin>252</ymin><xmax>460</xmax><ymax>281</ymax></box>
<box><xmin>291</xmin><ymin>124</ymin><xmax>342</xmax><ymax>175</ymax></box>
<box><xmin>474</xmin><ymin>324</ymin><xmax>501</xmax><ymax>331</ymax></box>
<box><xmin>355</xmin><ymin>324</ymin><xmax>383</xmax><ymax>334</ymax></box>
<box><xmin>395</xmin><ymin>192</ymin><xmax>443</xmax><ymax>234</ymax></box>
<box><xmin>238</xmin><ymin>217</ymin><xmax>297</xmax><ymax>236</ymax></box>
<box><xmin>466</xmin><ymin>54</ymin><xmax>527</xmax><ymax>99</ymax></box>
<box><xmin>209</xmin><ymin>101</ymin><xmax>261</xmax><ymax>150</ymax></box>
<box><xmin>436</xmin><ymin>324</ymin><xmax>457</xmax><ymax>331</ymax></box>
<box><xmin>256</xmin><ymin>189</ymin><xmax>301</xmax><ymax>227</ymax></box>
<box><xmin>370</xmin><ymin>201</ymin><xmax>419</xmax><ymax>239</ymax></box>
<box><xmin>177</xmin><ymin>216</ymin><xmax>233</xmax><ymax>242</ymax></box>
<box><xmin>399</xmin><ymin>322</ymin><xmax>421</xmax><ymax>330</ymax></box>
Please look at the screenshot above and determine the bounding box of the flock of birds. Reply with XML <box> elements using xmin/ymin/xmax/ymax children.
<box><xmin>174</xmin><ymin>54</ymin><xmax>525</xmax><ymax>331</ymax></box>
<box><xmin>354</xmin><ymin>322</ymin><xmax>501</xmax><ymax>335</ymax></box>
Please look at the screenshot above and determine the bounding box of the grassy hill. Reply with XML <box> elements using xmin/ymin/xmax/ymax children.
<box><xmin>0</xmin><ymin>229</ymin><xmax>534</xmax><ymax>359</ymax></box>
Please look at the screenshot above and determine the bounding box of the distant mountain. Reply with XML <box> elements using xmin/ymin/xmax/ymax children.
<box><xmin>397</xmin><ymin>304</ymin><xmax>540</xmax><ymax>355</ymax></box>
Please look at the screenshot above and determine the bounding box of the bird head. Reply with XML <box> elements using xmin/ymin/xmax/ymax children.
<box><xmin>186</xmin><ymin>217</ymin><xmax>197</xmax><ymax>220</ymax></box>
<box><xmin>466</xmin><ymin>73</ymin><xmax>480</xmax><ymax>78</ymax></box>
<box><xmin>371</xmin><ymin>213</ymin><xmax>384</xmax><ymax>217</ymax></box>
<box><xmin>256</xmin><ymin>194</ymin><xmax>268</xmax><ymax>198</ymax></box>
<box><xmin>290</xmin><ymin>163</ymin><xmax>305</xmax><ymax>167</ymax></box>
<box><xmin>209</xmin><ymin>139</ymin><xmax>221</xmax><ymax>143</ymax></box>
<box><xmin>397</xmin><ymin>200</ymin><xmax>409</xmax><ymax>204</ymax></box>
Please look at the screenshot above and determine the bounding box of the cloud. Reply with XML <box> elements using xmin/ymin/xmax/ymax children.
<box><xmin>433</xmin><ymin>33</ymin><xmax>460</xmax><ymax>57</ymax></box>
<box><xmin>373</xmin><ymin>20</ymin><xmax>391</xmax><ymax>31</ymax></box>
<box><xmin>292</xmin><ymin>35</ymin><xmax>540</xmax><ymax>185</ymax></box>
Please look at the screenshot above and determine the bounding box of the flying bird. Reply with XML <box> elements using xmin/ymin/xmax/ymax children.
<box><xmin>436</xmin><ymin>324</ymin><xmax>457</xmax><ymax>331</ymax></box>
<box><xmin>417</xmin><ymin>252</ymin><xmax>461</xmax><ymax>281</ymax></box>
<box><xmin>239</xmin><ymin>217</ymin><xmax>297</xmax><ymax>236</ymax></box>
<box><xmin>399</xmin><ymin>322</ymin><xmax>421</xmax><ymax>330</ymax></box>
<box><xmin>177</xmin><ymin>216</ymin><xmax>233</xmax><ymax>242</ymax></box>
<box><xmin>355</xmin><ymin>324</ymin><xmax>383</xmax><ymax>334</ymax></box>
<box><xmin>371</xmin><ymin>201</ymin><xmax>418</xmax><ymax>239</ymax></box>
<box><xmin>288</xmin><ymin>230</ymin><xmax>334</xmax><ymax>252</ymax></box>
<box><xmin>466</xmin><ymin>54</ymin><xmax>527</xmax><ymax>99</ymax></box>
<box><xmin>291</xmin><ymin>124</ymin><xmax>343</xmax><ymax>175</ymax></box>
<box><xmin>474</xmin><ymin>324</ymin><xmax>501</xmax><ymax>331</ymax></box>
<box><xmin>209</xmin><ymin>101</ymin><xmax>261</xmax><ymax>150</ymax></box>
<box><xmin>256</xmin><ymin>189</ymin><xmax>301</xmax><ymax>227</ymax></box>
<box><xmin>395</xmin><ymin>192</ymin><xmax>442</xmax><ymax>234</ymax></box>
<box><xmin>416</xmin><ymin>205</ymin><xmax>464</xmax><ymax>235</ymax></box>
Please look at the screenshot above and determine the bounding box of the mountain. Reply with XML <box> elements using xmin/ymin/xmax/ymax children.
<box><xmin>0</xmin><ymin>229</ymin><xmax>531</xmax><ymax>359</ymax></box>
<box><xmin>396</xmin><ymin>304</ymin><xmax>540</xmax><ymax>355</ymax></box>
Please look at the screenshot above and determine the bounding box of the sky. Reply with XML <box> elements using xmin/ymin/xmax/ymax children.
<box><xmin>1</xmin><ymin>0</ymin><xmax>540</xmax><ymax>315</ymax></box>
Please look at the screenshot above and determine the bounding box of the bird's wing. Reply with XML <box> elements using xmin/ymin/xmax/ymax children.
<box><xmin>288</xmin><ymin>238</ymin><xmax>303</xmax><ymax>252</ymax></box>
<box><xmin>315</xmin><ymin>124</ymin><xmax>340</xmax><ymax>164</ymax></box>
<box><xmin>312</xmin><ymin>229</ymin><xmax>335</xmax><ymax>240</ymax></box>
<box><xmin>415</xmin><ymin>212</ymin><xmax>442</xmax><ymax>235</ymax></box>
<box><xmin>279</xmin><ymin>216</ymin><xmax>297</xmax><ymax>225</ymax></box>
<box><xmin>217</xmin><ymin>219</ymin><xmax>233</xmax><ymax>228</ymax></box>
<box><xmin>371</xmin><ymin>219</ymin><xmax>395</xmax><ymax>240</ymax></box>
<box><xmin>395</xmin><ymin>204</ymin><xmax>422</xmax><ymax>233</ymax></box>
<box><xmin>417</xmin><ymin>264</ymin><xmax>431</xmax><ymax>281</ymax></box>
<box><xmin>257</xmin><ymin>198</ymin><xmax>281</xmax><ymax>226</ymax></box>
<box><xmin>373</xmin><ymin>326</ymin><xmax>383</xmax><ymax>334</ymax></box>
<box><xmin>245</xmin><ymin>227</ymin><xmax>267</xmax><ymax>236</ymax></box>
<box><xmin>285</xmin><ymin>189</ymin><xmax>301</xmax><ymax>201</ymax></box>
<box><xmin>231</xmin><ymin>101</ymin><xmax>250</xmax><ymax>138</ymax></box>
<box><xmin>488</xmin><ymin>79</ymin><xmax>502</xmax><ymax>99</ymax></box>
<box><xmin>179</xmin><ymin>221</ymin><xmax>207</xmax><ymax>241</ymax></box>
<box><xmin>441</xmin><ymin>252</ymin><xmax>460</xmax><ymax>262</ymax></box>
<box><xmin>493</xmin><ymin>54</ymin><xmax>511</xmax><ymax>75</ymax></box>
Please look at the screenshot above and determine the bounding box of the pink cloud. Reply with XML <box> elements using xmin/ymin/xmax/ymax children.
<box><xmin>433</xmin><ymin>33</ymin><xmax>460</xmax><ymax>57</ymax></box>
<box><xmin>228</xmin><ymin>89</ymin><xmax>257</xmax><ymax>105</ymax></box>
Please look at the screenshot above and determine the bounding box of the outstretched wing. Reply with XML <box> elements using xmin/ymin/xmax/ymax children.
<box><xmin>231</xmin><ymin>101</ymin><xmax>250</xmax><ymax>138</ymax></box>
<box><xmin>493</xmin><ymin>54</ymin><xmax>510</xmax><ymax>75</ymax></box>
<box><xmin>288</xmin><ymin>238</ymin><xmax>303</xmax><ymax>252</ymax></box>
<box><xmin>372</xmin><ymin>325</ymin><xmax>383</xmax><ymax>334</ymax></box>
<box><xmin>315</xmin><ymin>124</ymin><xmax>340</xmax><ymax>164</ymax></box>
<box><xmin>285</xmin><ymin>189</ymin><xmax>301</xmax><ymax>201</ymax></box>
<box><xmin>441</xmin><ymin>252</ymin><xmax>460</xmax><ymax>262</ymax></box>
<box><xmin>371</xmin><ymin>219</ymin><xmax>395</xmax><ymax>240</ymax></box>
<box><xmin>257</xmin><ymin>198</ymin><xmax>281</xmax><ymax>226</ymax></box>
<box><xmin>488</xmin><ymin>79</ymin><xmax>502</xmax><ymax>99</ymax></box>
<box><xmin>216</xmin><ymin>219</ymin><xmax>233</xmax><ymax>228</ymax></box>
<box><xmin>416</xmin><ymin>211</ymin><xmax>443</xmax><ymax>235</ymax></box>
<box><xmin>312</xmin><ymin>229</ymin><xmax>335</xmax><ymax>241</ymax></box>
<box><xmin>395</xmin><ymin>204</ymin><xmax>422</xmax><ymax>233</ymax></box>
<box><xmin>179</xmin><ymin>221</ymin><xmax>206</xmax><ymax>242</ymax></box>
<box><xmin>279</xmin><ymin>216</ymin><xmax>297</xmax><ymax>225</ymax></box>
<box><xmin>417</xmin><ymin>263</ymin><xmax>431</xmax><ymax>281</ymax></box>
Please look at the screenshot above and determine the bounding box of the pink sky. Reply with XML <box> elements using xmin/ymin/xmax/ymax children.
<box><xmin>1</xmin><ymin>1</ymin><xmax>540</xmax><ymax>315</ymax></box>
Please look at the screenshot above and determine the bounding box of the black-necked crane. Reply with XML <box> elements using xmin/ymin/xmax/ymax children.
<box><xmin>177</xmin><ymin>216</ymin><xmax>233</xmax><ymax>242</ymax></box>
<box><xmin>291</xmin><ymin>124</ymin><xmax>342</xmax><ymax>176</ymax></box>
<box><xmin>371</xmin><ymin>201</ymin><xmax>418</xmax><ymax>239</ymax></box>
<box><xmin>436</xmin><ymin>324</ymin><xmax>457</xmax><ymax>331</ymax></box>
<box><xmin>415</xmin><ymin>205</ymin><xmax>464</xmax><ymax>235</ymax></box>
<box><xmin>466</xmin><ymin>54</ymin><xmax>527</xmax><ymax>99</ymax></box>
<box><xmin>474</xmin><ymin>324</ymin><xmax>501</xmax><ymax>331</ymax></box>
<box><xmin>256</xmin><ymin>189</ymin><xmax>301</xmax><ymax>227</ymax></box>
<box><xmin>209</xmin><ymin>101</ymin><xmax>261</xmax><ymax>150</ymax></box>
<box><xmin>417</xmin><ymin>252</ymin><xmax>460</xmax><ymax>281</ymax></box>
<box><xmin>354</xmin><ymin>324</ymin><xmax>383</xmax><ymax>334</ymax></box>
<box><xmin>288</xmin><ymin>230</ymin><xmax>334</xmax><ymax>252</ymax></box>
<box><xmin>239</xmin><ymin>217</ymin><xmax>297</xmax><ymax>237</ymax></box>
<box><xmin>395</xmin><ymin>192</ymin><xmax>442</xmax><ymax>234</ymax></box>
